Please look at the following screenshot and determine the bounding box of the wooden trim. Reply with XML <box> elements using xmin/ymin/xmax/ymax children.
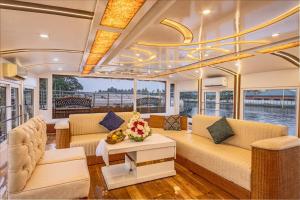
<box><xmin>87</xmin><ymin>154</ymin><xmax>125</xmax><ymax>166</ymax></box>
<box><xmin>0</xmin><ymin>0</ymin><xmax>94</xmax><ymax>19</ymax></box>
<box><xmin>46</xmin><ymin>124</ymin><xmax>56</xmax><ymax>133</ymax></box>
<box><xmin>136</xmin><ymin>157</ymin><xmax>174</xmax><ymax>167</ymax></box>
<box><xmin>233</xmin><ymin>74</ymin><xmax>241</xmax><ymax>119</ymax></box>
<box><xmin>176</xmin><ymin>154</ymin><xmax>250</xmax><ymax>199</ymax></box>
<box><xmin>55</xmin><ymin>128</ymin><xmax>70</xmax><ymax>149</ymax></box>
<box><xmin>251</xmin><ymin>146</ymin><xmax>300</xmax><ymax>199</ymax></box>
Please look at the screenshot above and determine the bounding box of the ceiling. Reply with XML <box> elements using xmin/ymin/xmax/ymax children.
<box><xmin>0</xmin><ymin>0</ymin><xmax>299</xmax><ymax>80</ymax></box>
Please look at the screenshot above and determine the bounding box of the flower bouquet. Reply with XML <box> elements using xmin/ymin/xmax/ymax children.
<box><xmin>125</xmin><ymin>113</ymin><xmax>152</xmax><ymax>142</ymax></box>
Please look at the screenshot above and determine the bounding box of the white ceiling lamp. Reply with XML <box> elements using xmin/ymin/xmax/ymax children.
<box><xmin>58</xmin><ymin>67</ymin><xmax>63</xmax><ymax>71</ymax></box>
<box><xmin>195</xmin><ymin>70</ymin><xmax>199</xmax><ymax>73</ymax></box>
<box><xmin>235</xmin><ymin>61</ymin><xmax>241</xmax><ymax>67</ymax></box>
<box><xmin>40</xmin><ymin>33</ymin><xmax>49</xmax><ymax>39</ymax></box>
<box><xmin>136</xmin><ymin>53</ymin><xmax>140</xmax><ymax>57</ymax></box>
<box><xmin>167</xmin><ymin>65</ymin><xmax>172</xmax><ymax>68</ymax></box>
<box><xmin>204</xmin><ymin>54</ymin><xmax>209</xmax><ymax>57</ymax></box>
<box><xmin>272</xmin><ymin>33</ymin><xmax>280</xmax><ymax>37</ymax></box>
<box><xmin>169</xmin><ymin>75</ymin><xmax>173</xmax><ymax>78</ymax></box>
<box><xmin>202</xmin><ymin>9</ymin><xmax>211</xmax><ymax>15</ymax></box>
<box><xmin>53</xmin><ymin>58</ymin><xmax>59</xmax><ymax>62</ymax></box>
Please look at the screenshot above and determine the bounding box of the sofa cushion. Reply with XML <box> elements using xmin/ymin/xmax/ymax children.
<box><xmin>164</xmin><ymin>115</ymin><xmax>181</xmax><ymax>131</ymax></box>
<box><xmin>99</xmin><ymin>111</ymin><xmax>125</xmax><ymax>131</ymax></box>
<box><xmin>69</xmin><ymin>112</ymin><xmax>134</xmax><ymax>136</ymax></box>
<box><xmin>192</xmin><ymin>115</ymin><xmax>288</xmax><ymax>150</ymax></box>
<box><xmin>70</xmin><ymin>134</ymin><xmax>107</xmax><ymax>156</ymax></box>
<box><xmin>38</xmin><ymin>147</ymin><xmax>86</xmax><ymax>165</ymax></box>
<box><xmin>9</xmin><ymin>159</ymin><xmax>90</xmax><ymax>199</ymax></box>
<box><xmin>207</xmin><ymin>117</ymin><xmax>234</xmax><ymax>144</ymax></box>
<box><xmin>158</xmin><ymin>129</ymin><xmax>251</xmax><ymax>190</ymax></box>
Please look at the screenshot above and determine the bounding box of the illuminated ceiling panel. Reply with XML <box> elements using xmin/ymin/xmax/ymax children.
<box><xmin>83</xmin><ymin>30</ymin><xmax>120</xmax><ymax>73</ymax></box>
<box><xmin>100</xmin><ymin>0</ymin><xmax>145</xmax><ymax>29</ymax></box>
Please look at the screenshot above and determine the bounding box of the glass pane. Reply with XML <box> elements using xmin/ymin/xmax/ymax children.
<box><xmin>39</xmin><ymin>78</ymin><xmax>48</xmax><ymax>110</ymax></box>
<box><xmin>52</xmin><ymin>75</ymin><xmax>134</xmax><ymax>118</ymax></box>
<box><xmin>11</xmin><ymin>88</ymin><xmax>19</xmax><ymax>128</ymax></box>
<box><xmin>24</xmin><ymin>88</ymin><xmax>34</xmax><ymax>122</ymax></box>
<box><xmin>137</xmin><ymin>80</ymin><xmax>166</xmax><ymax>114</ymax></box>
<box><xmin>0</xmin><ymin>86</ymin><xmax>7</xmax><ymax>142</ymax></box>
<box><xmin>244</xmin><ymin>89</ymin><xmax>297</xmax><ymax>135</ymax></box>
<box><xmin>220</xmin><ymin>91</ymin><xmax>234</xmax><ymax>118</ymax></box>
<box><xmin>204</xmin><ymin>92</ymin><xmax>217</xmax><ymax>116</ymax></box>
<box><xmin>170</xmin><ymin>84</ymin><xmax>175</xmax><ymax>107</ymax></box>
<box><xmin>179</xmin><ymin>91</ymin><xmax>198</xmax><ymax>117</ymax></box>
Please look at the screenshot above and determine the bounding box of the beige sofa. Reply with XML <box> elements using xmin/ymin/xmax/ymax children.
<box><xmin>152</xmin><ymin>115</ymin><xmax>300</xmax><ymax>199</ymax></box>
<box><xmin>8</xmin><ymin>117</ymin><xmax>90</xmax><ymax>199</ymax></box>
<box><xmin>55</xmin><ymin>112</ymin><xmax>134</xmax><ymax>157</ymax></box>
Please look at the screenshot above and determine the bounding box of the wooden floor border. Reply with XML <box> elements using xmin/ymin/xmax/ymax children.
<box><xmin>176</xmin><ymin>154</ymin><xmax>250</xmax><ymax>199</ymax></box>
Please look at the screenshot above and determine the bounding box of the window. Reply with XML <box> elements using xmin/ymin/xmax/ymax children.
<box><xmin>170</xmin><ymin>84</ymin><xmax>175</xmax><ymax>107</ymax></box>
<box><xmin>179</xmin><ymin>91</ymin><xmax>198</xmax><ymax>117</ymax></box>
<box><xmin>203</xmin><ymin>92</ymin><xmax>217</xmax><ymax>116</ymax></box>
<box><xmin>0</xmin><ymin>86</ymin><xmax>7</xmax><ymax>143</ymax></box>
<box><xmin>244</xmin><ymin>89</ymin><xmax>297</xmax><ymax>135</ymax></box>
<box><xmin>39</xmin><ymin>78</ymin><xmax>48</xmax><ymax>110</ymax></box>
<box><xmin>137</xmin><ymin>80</ymin><xmax>166</xmax><ymax>113</ymax></box>
<box><xmin>52</xmin><ymin>75</ymin><xmax>134</xmax><ymax>118</ymax></box>
<box><xmin>11</xmin><ymin>88</ymin><xmax>19</xmax><ymax>128</ymax></box>
<box><xmin>220</xmin><ymin>91</ymin><xmax>234</xmax><ymax>118</ymax></box>
<box><xmin>24</xmin><ymin>88</ymin><xmax>34</xmax><ymax>122</ymax></box>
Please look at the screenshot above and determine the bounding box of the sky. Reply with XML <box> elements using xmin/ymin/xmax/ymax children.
<box><xmin>76</xmin><ymin>77</ymin><xmax>165</xmax><ymax>92</ymax></box>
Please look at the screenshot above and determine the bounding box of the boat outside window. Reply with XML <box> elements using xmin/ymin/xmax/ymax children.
<box><xmin>136</xmin><ymin>80</ymin><xmax>166</xmax><ymax>114</ymax></box>
<box><xmin>52</xmin><ymin>75</ymin><xmax>134</xmax><ymax>118</ymax></box>
<box><xmin>243</xmin><ymin>89</ymin><xmax>297</xmax><ymax>136</ymax></box>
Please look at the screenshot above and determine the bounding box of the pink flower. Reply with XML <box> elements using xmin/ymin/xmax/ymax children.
<box><xmin>131</xmin><ymin>127</ymin><xmax>136</xmax><ymax>132</ymax></box>
<box><xmin>137</xmin><ymin>129</ymin><xmax>144</xmax><ymax>135</ymax></box>
<box><xmin>133</xmin><ymin>121</ymin><xmax>138</xmax><ymax>127</ymax></box>
<box><xmin>138</xmin><ymin>121</ymin><xmax>144</xmax><ymax>126</ymax></box>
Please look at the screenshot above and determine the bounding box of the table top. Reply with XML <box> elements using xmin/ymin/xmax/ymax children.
<box><xmin>97</xmin><ymin>134</ymin><xmax>176</xmax><ymax>155</ymax></box>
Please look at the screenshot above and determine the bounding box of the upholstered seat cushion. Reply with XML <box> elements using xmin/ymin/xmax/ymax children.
<box><xmin>38</xmin><ymin>147</ymin><xmax>86</xmax><ymax>165</ymax></box>
<box><xmin>9</xmin><ymin>159</ymin><xmax>90</xmax><ymax>199</ymax></box>
<box><xmin>70</xmin><ymin>134</ymin><xmax>107</xmax><ymax>156</ymax></box>
<box><xmin>154</xmin><ymin>128</ymin><xmax>251</xmax><ymax>190</ymax></box>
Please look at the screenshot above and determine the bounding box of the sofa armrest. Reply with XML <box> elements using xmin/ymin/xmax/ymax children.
<box><xmin>55</xmin><ymin>119</ymin><xmax>70</xmax><ymax>149</ymax></box>
<box><xmin>251</xmin><ymin>136</ymin><xmax>300</xmax><ymax>199</ymax></box>
<box><xmin>251</xmin><ymin>136</ymin><xmax>300</xmax><ymax>150</ymax></box>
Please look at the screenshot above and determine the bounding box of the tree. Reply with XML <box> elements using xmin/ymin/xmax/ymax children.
<box><xmin>53</xmin><ymin>75</ymin><xmax>83</xmax><ymax>91</ymax></box>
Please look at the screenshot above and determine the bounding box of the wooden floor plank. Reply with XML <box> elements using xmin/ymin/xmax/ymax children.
<box><xmin>88</xmin><ymin>162</ymin><xmax>235</xmax><ymax>199</ymax></box>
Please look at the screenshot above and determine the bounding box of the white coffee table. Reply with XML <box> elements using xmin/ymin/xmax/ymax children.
<box><xmin>96</xmin><ymin>134</ymin><xmax>176</xmax><ymax>190</ymax></box>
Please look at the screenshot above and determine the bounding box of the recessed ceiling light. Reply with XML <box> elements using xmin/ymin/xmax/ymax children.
<box><xmin>120</xmin><ymin>63</ymin><xmax>124</xmax><ymax>66</ymax></box>
<box><xmin>195</xmin><ymin>70</ymin><xmax>199</xmax><ymax>73</ymax></box>
<box><xmin>202</xmin><ymin>9</ymin><xmax>211</xmax><ymax>15</ymax></box>
<box><xmin>53</xmin><ymin>58</ymin><xmax>59</xmax><ymax>62</ymax></box>
<box><xmin>167</xmin><ymin>65</ymin><xmax>172</xmax><ymax>68</ymax></box>
<box><xmin>136</xmin><ymin>53</ymin><xmax>140</xmax><ymax>57</ymax></box>
<box><xmin>204</xmin><ymin>54</ymin><xmax>209</xmax><ymax>57</ymax></box>
<box><xmin>169</xmin><ymin>75</ymin><xmax>173</xmax><ymax>78</ymax></box>
<box><xmin>154</xmin><ymin>70</ymin><xmax>160</xmax><ymax>73</ymax></box>
<box><xmin>40</xmin><ymin>33</ymin><xmax>49</xmax><ymax>39</ymax></box>
<box><xmin>58</xmin><ymin>67</ymin><xmax>63</xmax><ymax>71</ymax></box>
<box><xmin>235</xmin><ymin>62</ymin><xmax>240</xmax><ymax>67</ymax></box>
<box><xmin>272</xmin><ymin>33</ymin><xmax>280</xmax><ymax>37</ymax></box>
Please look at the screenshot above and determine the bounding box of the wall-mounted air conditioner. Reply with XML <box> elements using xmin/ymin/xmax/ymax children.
<box><xmin>2</xmin><ymin>63</ymin><xmax>28</xmax><ymax>80</ymax></box>
<box><xmin>203</xmin><ymin>77</ymin><xmax>227</xmax><ymax>87</ymax></box>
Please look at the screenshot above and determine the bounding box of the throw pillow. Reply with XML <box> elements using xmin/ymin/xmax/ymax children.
<box><xmin>164</xmin><ymin>115</ymin><xmax>181</xmax><ymax>131</ymax></box>
<box><xmin>99</xmin><ymin>111</ymin><xmax>125</xmax><ymax>131</ymax></box>
<box><xmin>207</xmin><ymin>117</ymin><xmax>234</xmax><ymax>144</ymax></box>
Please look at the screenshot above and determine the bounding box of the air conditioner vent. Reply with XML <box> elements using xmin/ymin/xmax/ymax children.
<box><xmin>203</xmin><ymin>77</ymin><xmax>227</xmax><ymax>87</ymax></box>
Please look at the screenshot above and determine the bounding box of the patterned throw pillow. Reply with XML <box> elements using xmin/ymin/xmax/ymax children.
<box><xmin>207</xmin><ymin>117</ymin><xmax>234</xmax><ymax>144</ymax></box>
<box><xmin>164</xmin><ymin>115</ymin><xmax>181</xmax><ymax>131</ymax></box>
<box><xmin>99</xmin><ymin>111</ymin><xmax>125</xmax><ymax>131</ymax></box>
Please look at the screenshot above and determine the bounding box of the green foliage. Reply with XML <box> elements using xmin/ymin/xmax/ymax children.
<box><xmin>52</xmin><ymin>75</ymin><xmax>83</xmax><ymax>91</ymax></box>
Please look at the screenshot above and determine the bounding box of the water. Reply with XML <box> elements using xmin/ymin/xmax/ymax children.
<box><xmin>180</xmin><ymin>102</ymin><xmax>296</xmax><ymax>136</ymax></box>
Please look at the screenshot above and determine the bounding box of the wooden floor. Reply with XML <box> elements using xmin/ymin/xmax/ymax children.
<box><xmin>88</xmin><ymin>162</ymin><xmax>235</xmax><ymax>199</ymax></box>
